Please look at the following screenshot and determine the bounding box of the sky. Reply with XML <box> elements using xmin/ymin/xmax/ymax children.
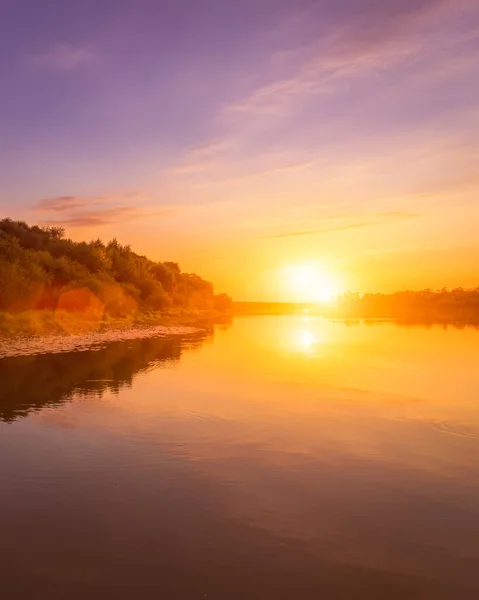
<box><xmin>1</xmin><ymin>0</ymin><xmax>479</xmax><ymax>300</ymax></box>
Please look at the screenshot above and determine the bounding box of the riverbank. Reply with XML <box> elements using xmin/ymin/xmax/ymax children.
<box><xmin>0</xmin><ymin>309</ymin><xmax>231</xmax><ymax>338</ymax></box>
<box><xmin>0</xmin><ymin>323</ymin><xmax>209</xmax><ymax>360</ymax></box>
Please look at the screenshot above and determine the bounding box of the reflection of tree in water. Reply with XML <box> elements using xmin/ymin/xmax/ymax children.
<box><xmin>0</xmin><ymin>330</ymin><xmax>212</xmax><ymax>423</ymax></box>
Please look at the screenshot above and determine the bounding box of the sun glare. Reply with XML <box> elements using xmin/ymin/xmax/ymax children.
<box><xmin>280</xmin><ymin>263</ymin><xmax>339</xmax><ymax>304</ymax></box>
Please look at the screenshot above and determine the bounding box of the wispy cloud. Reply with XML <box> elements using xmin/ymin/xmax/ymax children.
<box><xmin>223</xmin><ymin>0</ymin><xmax>479</xmax><ymax>122</ymax></box>
<box><xmin>160</xmin><ymin>0</ymin><xmax>479</xmax><ymax>194</ymax></box>
<box><xmin>165</xmin><ymin>139</ymin><xmax>235</xmax><ymax>176</ymax></box>
<box><xmin>34</xmin><ymin>192</ymin><xmax>173</xmax><ymax>228</ymax></box>
<box><xmin>378</xmin><ymin>212</ymin><xmax>418</xmax><ymax>219</ymax></box>
<box><xmin>36</xmin><ymin>195</ymin><xmax>109</xmax><ymax>213</ymax></box>
<box><xmin>30</xmin><ymin>43</ymin><xmax>97</xmax><ymax>71</ymax></box>
<box><xmin>264</xmin><ymin>212</ymin><xmax>418</xmax><ymax>239</ymax></box>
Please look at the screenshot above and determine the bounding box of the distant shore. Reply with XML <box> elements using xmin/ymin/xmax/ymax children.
<box><xmin>233</xmin><ymin>301</ymin><xmax>479</xmax><ymax>326</ymax></box>
<box><xmin>3</xmin><ymin>303</ymin><xmax>479</xmax><ymax>339</ymax></box>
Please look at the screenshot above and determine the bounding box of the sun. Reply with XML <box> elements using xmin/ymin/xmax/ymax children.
<box><xmin>280</xmin><ymin>263</ymin><xmax>339</xmax><ymax>303</ymax></box>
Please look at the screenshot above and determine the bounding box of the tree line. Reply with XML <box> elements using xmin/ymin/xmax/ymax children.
<box><xmin>334</xmin><ymin>289</ymin><xmax>479</xmax><ymax>323</ymax></box>
<box><xmin>0</xmin><ymin>219</ymin><xmax>232</xmax><ymax>315</ymax></box>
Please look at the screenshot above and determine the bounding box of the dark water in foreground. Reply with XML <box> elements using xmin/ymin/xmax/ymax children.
<box><xmin>1</xmin><ymin>316</ymin><xmax>479</xmax><ymax>599</ymax></box>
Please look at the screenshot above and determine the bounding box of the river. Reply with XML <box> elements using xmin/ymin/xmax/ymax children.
<box><xmin>1</xmin><ymin>316</ymin><xmax>478</xmax><ymax>598</ymax></box>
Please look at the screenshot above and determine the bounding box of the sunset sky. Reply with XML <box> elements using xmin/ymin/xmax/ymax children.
<box><xmin>1</xmin><ymin>0</ymin><xmax>478</xmax><ymax>300</ymax></box>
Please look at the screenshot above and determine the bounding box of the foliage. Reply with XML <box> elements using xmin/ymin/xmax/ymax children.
<box><xmin>0</xmin><ymin>219</ymin><xmax>232</xmax><ymax>316</ymax></box>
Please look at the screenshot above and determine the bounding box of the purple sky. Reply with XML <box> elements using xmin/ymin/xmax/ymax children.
<box><xmin>1</xmin><ymin>0</ymin><xmax>479</xmax><ymax>298</ymax></box>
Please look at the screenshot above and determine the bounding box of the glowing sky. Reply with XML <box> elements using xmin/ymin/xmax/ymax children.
<box><xmin>1</xmin><ymin>0</ymin><xmax>479</xmax><ymax>300</ymax></box>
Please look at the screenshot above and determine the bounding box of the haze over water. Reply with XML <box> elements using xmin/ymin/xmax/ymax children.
<box><xmin>1</xmin><ymin>316</ymin><xmax>479</xmax><ymax>598</ymax></box>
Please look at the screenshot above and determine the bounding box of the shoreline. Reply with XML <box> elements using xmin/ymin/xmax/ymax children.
<box><xmin>0</xmin><ymin>323</ymin><xmax>207</xmax><ymax>360</ymax></box>
<box><xmin>2</xmin><ymin>309</ymin><xmax>479</xmax><ymax>341</ymax></box>
<box><xmin>0</xmin><ymin>309</ymin><xmax>231</xmax><ymax>338</ymax></box>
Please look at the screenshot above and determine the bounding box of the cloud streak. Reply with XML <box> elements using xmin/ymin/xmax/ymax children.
<box><xmin>160</xmin><ymin>0</ymin><xmax>479</xmax><ymax>195</ymax></box>
<box><xmin>223</xmin><ymin>0</ymin><xmax>478</xmax><ymax>122</ymax></box>
<box><xmin>30</xmin><ymin>43</ymin><xmax>97</xmax><ymax>71</ymax></box>
<box><xmin>34</xmin><ymin>192</ymin><xmax>173</xmax><ymax>228</ymax></box>
<box><xmin>264</xmin><ymin>212</ymin><xmax>418</xmax><ymax>239</ymax></box>
<box><xmin>36</xmin><ymin>192</ymin><xmax>142</xmax><ymax>213</ymax></box>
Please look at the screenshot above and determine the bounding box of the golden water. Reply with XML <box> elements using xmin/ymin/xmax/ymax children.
<box><xmin>1</xmin><ymin>317</ymin><xmax>478</xmax><ymax>598</ymax></box>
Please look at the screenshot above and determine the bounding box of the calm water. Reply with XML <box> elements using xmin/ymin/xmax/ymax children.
<box><xmin>1</xmin><ymin>316</ymin><xmax>479</xmax><ymax>599</ymax></box>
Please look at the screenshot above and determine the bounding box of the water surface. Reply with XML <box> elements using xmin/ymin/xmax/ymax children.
<box><xmin>1</xmin><ymin>317</ymin><xmax>479</xmax><ymax>599</ymax></box>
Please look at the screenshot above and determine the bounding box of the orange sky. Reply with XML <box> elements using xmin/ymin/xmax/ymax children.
<box><xmin>3</xmin><ymin>0</ymin><xmax>479</xmax><ymax>300</ymax></box>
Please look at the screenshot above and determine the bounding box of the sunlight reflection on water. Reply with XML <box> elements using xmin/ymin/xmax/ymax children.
<box><xmin>1</xmin><ymin>316</ymin><xmax>479</xmax><ymax>599</ymax></box>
